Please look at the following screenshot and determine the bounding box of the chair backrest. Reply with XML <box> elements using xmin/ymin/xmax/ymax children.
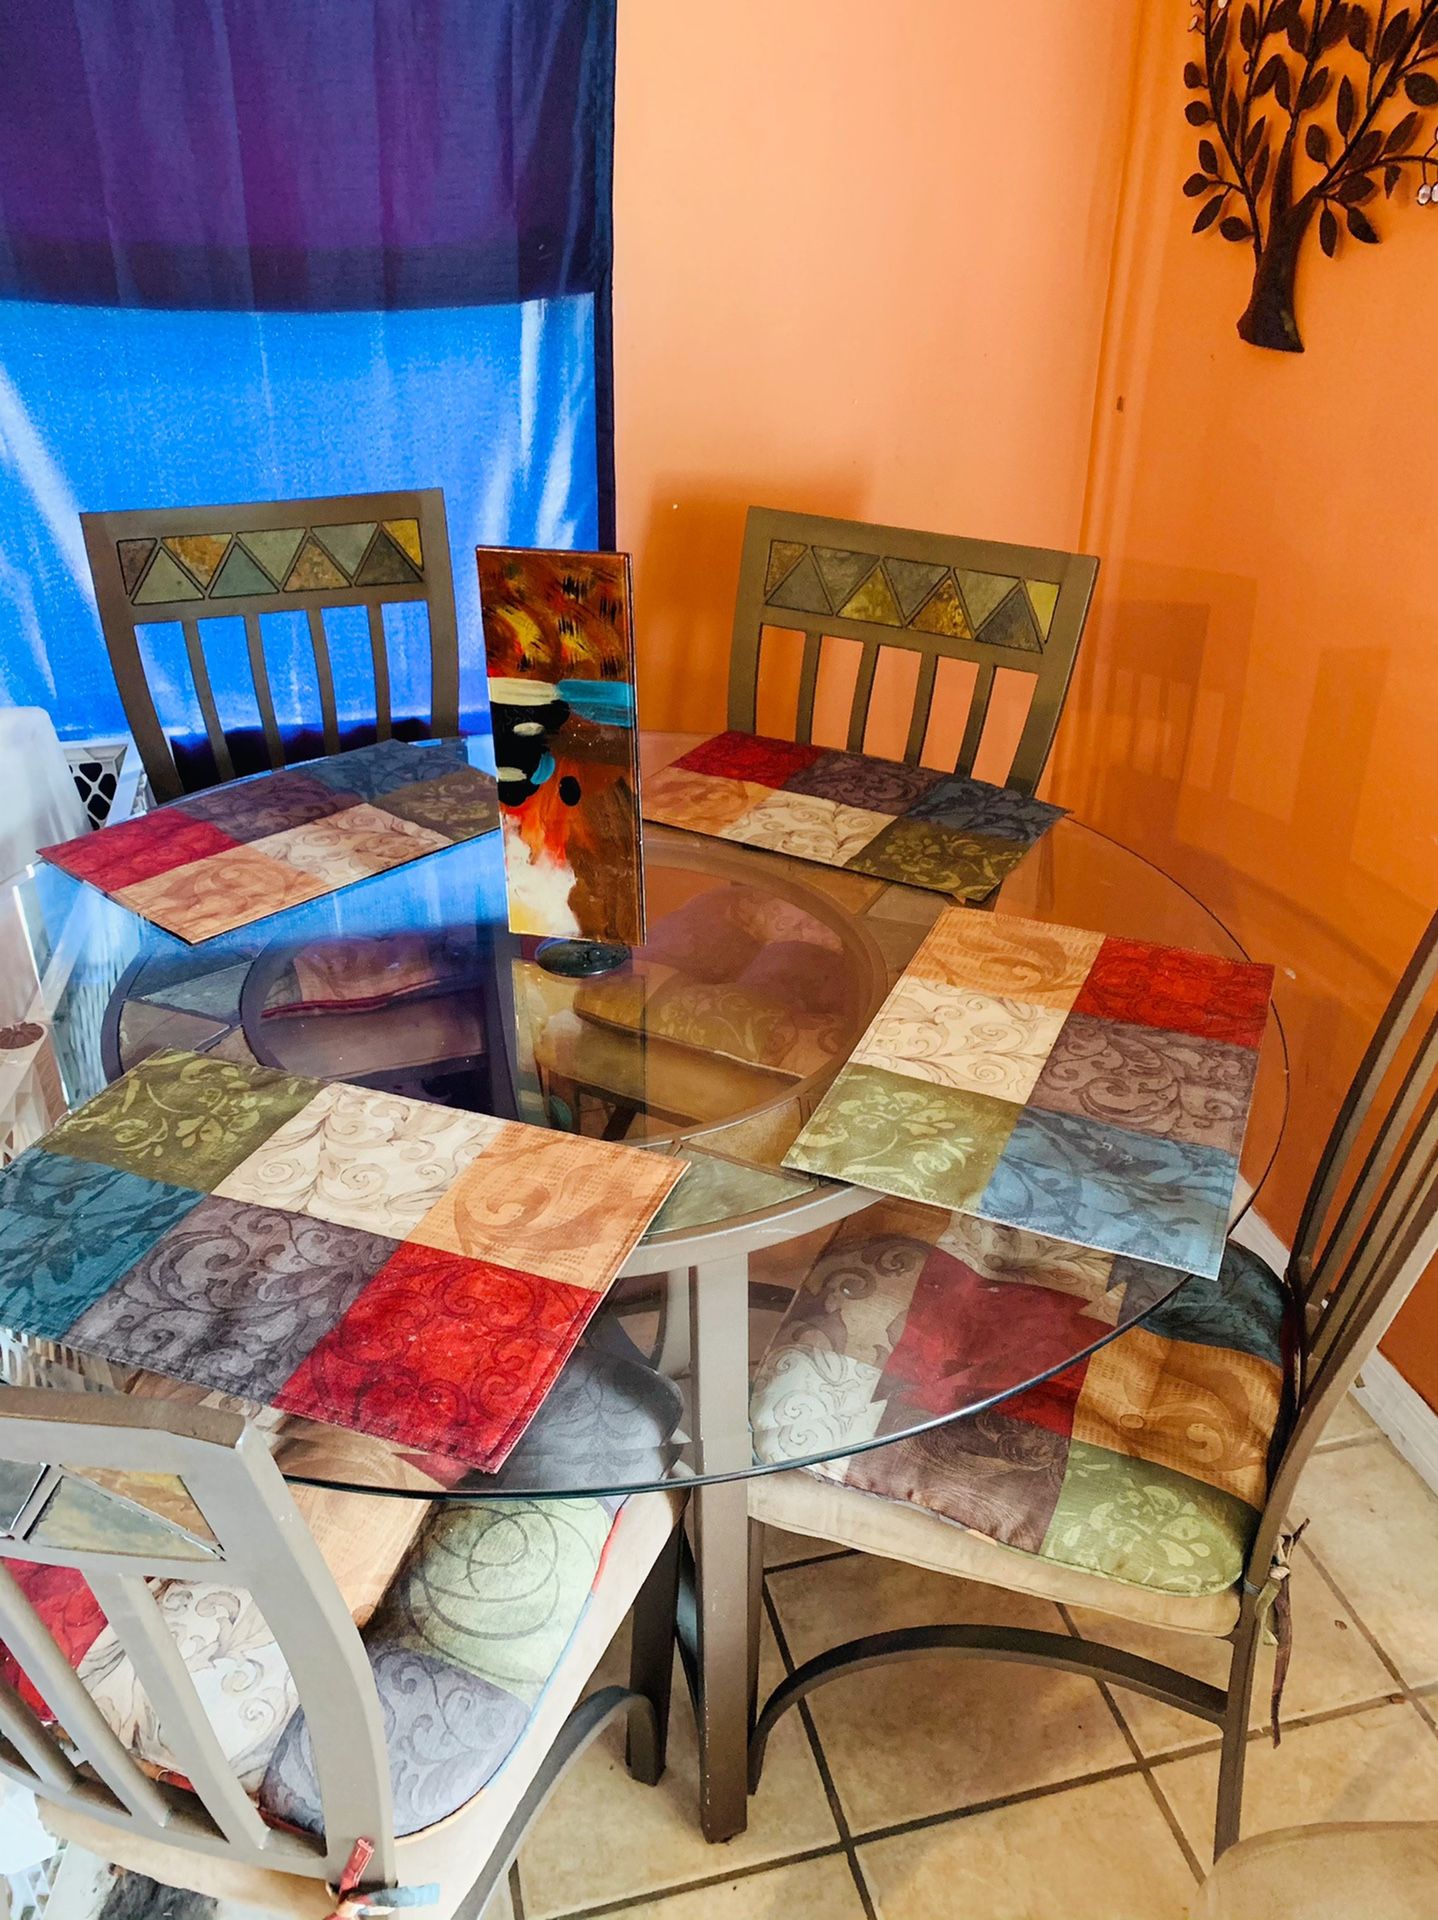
<box><xmin>1253</xmin><ymin>911</ymin><xmax>1438</xmax><ymax>1578</ymax></box>
<box><xmin>0</xmin><ymin>1390</ymin><xmax>394</xmax><ymax>1885</ymax></box>
<box><xmin>82</xmin><ymin>490</ymin><xmax>460</xmax><ymax>803</ymax></box>
<box><xmin>728</xmin><ymin>506</ymin><xmax>1099</xmax><ymax>796</ymax></box>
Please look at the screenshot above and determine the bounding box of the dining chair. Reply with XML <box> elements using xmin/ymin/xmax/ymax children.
<box><xmin>728</xmin><ymin>507</ymin><xmax>1099</xmax><ymax>797</ymax></box>
<box><xmin>748</xmin><ymin>907</ymin><xmax>1438</xmax><ymax>1860</ymax></box>
<box><xmin>0</xmin><ymin>1389</ymin><xmax>682</xmax><ymax>1919</ymax></box>
<box><xmin>1190</xmin><ymin>1820</ymin><xmax>1438</xmax><ymax>1918</ymax></box>
<box><xmin>80</xmin><ymin>491</ymin><xmax>460</xmax><ymax>803</ymax></box>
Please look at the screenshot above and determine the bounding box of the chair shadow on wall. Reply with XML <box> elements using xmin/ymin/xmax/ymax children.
<box><xmin>1053</xmin><ymin>566</ymin><xmax>1420</xmax><ymax>1215</ymax></box>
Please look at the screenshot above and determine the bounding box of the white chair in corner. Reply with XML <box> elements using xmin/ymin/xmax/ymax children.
<box><xmin>0</xmin><ymin>708</ymin><xmax>87</xmax><ymax>885</ymax></box>
<box><xmin>0</xmin><ymin>1389</ymin><xmax>682</xmax><ymax>1920</ymax></box>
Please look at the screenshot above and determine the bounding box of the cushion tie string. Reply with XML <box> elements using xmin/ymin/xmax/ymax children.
<box><xmin>1262</xmin><ymin>1518</ymin><xmax>1309</xmax><ymax>1746</ymax></box>
<box><xmin>326</xmin><ymin>1840</ymin><xmax>439</xmax><ymax>1920</ymax></box>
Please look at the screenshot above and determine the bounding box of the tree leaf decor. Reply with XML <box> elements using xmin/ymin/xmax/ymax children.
<box><xmin>1185</xmin><ymin>0</ymin><xmax>1438</xmax><ymax>350</ymax></box>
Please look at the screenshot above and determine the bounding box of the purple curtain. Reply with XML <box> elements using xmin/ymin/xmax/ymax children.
<box><xmin>0</xmin><ymin>0</ymin><xmax>614</xmax><ymax>317</ymax></box>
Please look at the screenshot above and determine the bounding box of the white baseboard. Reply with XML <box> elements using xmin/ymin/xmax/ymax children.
<box><xmin>1351</xmin><ymin>1352</ymin><xmax>1438</xmax><ymax>1496</ymax></box>
<box><xmin>1229</xmin><ymin>1206</ymin><xmax>1289</xmax><ymax>1273</ymax></box>
<box><xmin>1233</xmin><ymin>1210</ymin><xmax>1438</xmax><ymax>1498</ymax></box>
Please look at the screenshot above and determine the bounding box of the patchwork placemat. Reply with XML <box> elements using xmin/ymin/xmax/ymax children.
<box><xmin>41</xmin><ymin>740</ymin><xmax>499</xmax><ymax>944</ymax></box>
<box><xmin>782</xmin><ymin>910</ymin><xmax>1273</xmax><ymax>1278</ymax></box>
<box><xmin>644</xmin><ymin>731</ymin><xmax>1065</xmax><ymax>899</ymax></box>
<box><xmin>0</xmin><ymin>1049</ymin><xmax>684</xmax><ymax>1471</ymax></box>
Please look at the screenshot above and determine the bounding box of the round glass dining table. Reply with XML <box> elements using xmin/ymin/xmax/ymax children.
<box><xmin>0</xmin><ymin>731</ymin><xmax>1289</xmax><ymax>1509</ymax></box>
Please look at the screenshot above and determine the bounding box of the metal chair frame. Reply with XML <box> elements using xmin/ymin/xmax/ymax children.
<box><xmin>748</xmin><ymin>910</ymin><xmax>1438</xmax><ymax>1861</ymax></box>
<box><xmin>727</xmin><ymin>506</ymin><xmax>1099</xmax><ymax>796</ymax></box>
<box><xmin>0</xmin><ymin>1391</ymin><xmax>681</xmax><ymax>1915</ymax></box>
<box><xmin>82</xmin><ymin>490</ymin><xmax>461</xmax><ymax>803</ymax></box>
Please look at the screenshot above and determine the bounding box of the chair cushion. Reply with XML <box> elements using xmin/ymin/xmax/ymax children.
<box><xmin>0</xmin><ymin>1478</ymin><xmax>428</xmax><ymax>1787</ymax></box>
<box><xmin>259</xmin><ymin>1496</ymin><xmax>622</xmax><ymax>1836</ymax></box>
<box><xmin>564</xmin><ymin>884</ymin><xmax>855</xmax><ymax>1085</ymax></box>
<box><xmin>1191</xmin><ymin>1823</ymin><xmax>1438</xmax><ymax>1920</ymax></box>
<box><xmin>751</xmin><ymin>1201</ymin><xmax>1287</xmax><ymax>1600</ymax></box>
<box><xmin>2</xmin><ymin>1490</ymin><xmax>624</xmax><ymax>1817</ymax></box>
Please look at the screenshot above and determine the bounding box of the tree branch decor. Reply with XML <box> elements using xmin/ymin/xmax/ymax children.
<box><xmin>1186</xmin><ymin>0</ymin><xmax>1438</xmax><ymax>350</ymax></box>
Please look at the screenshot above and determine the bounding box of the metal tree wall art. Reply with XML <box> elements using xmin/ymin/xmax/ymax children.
<box><xmin>1186</xmin><ymin>0</ymin><xmax>1438</xmax><ymax>350</ymax></box>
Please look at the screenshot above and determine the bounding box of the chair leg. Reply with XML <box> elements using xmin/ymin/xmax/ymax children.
<box><xmin>626</xmin><ymin>1519</ymin><xmax>683</xmax><ymax>1785</ymax></box>
<box><xmin>1214</xmin><ymin>1601</ymin><xmax>1264</xmax><ymax>1859</ymax></box>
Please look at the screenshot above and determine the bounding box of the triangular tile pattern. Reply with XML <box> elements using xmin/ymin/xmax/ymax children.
<box><xmin>765</xmin><ymin>547</ymin><xmax>830</xmax><ymax>615</ymax></box>
<box><xmin>210</xmin><ymin>543</ymin><xmax>276</xmax><ymax>599</ymax></box>
<box><xmin>117</xmin><ymin>539</ymin><xmax>155</xmax><ymax>598</ymax></box>
<box><xmin>286</xmin><ymin>536</ymin><xmax>348</xmax><ymax>591</ymax></box>
<box><xmin>813</xmin><ymin>545</ymin><xmax>878</xmax><ymax>609</ymax></box>
<box><xmin>30</xmin><ymin>1475</ymin><xmax>216</xmax><ymax>1560</ymax></box>
<box><xmin>315</xmin><ymin>522</ymin><xmax>377</xmax><ymax>577</ymax></box>
<box><xmin>956</xmin><ymin>568</ymin><xmax>1017</xmax><ymax>628</ymax></box>
<box><xmin>354</xmin><ymin>530</ymin><xmax>421</xmax><ymax>587</ymax></box>
<box><xmin>764</xmin><ymin>538</ymin><xmax>808</xmax><ymax>596</ymax></box>
<box><xmin>0</xmin><ymin>1458</ymin><xmax>45</xmax><ymax>1534</ymax></box>
<box><xmin>384</xmin><ymin>518</ymin><xmax>423</xmax><ymax>569</ymax></box>
<box><xmin>69</xmin><ymin>1465</ymin><xmax>217</xmax><ymax>1544</ymax></box>
<box><xmin>886</xmin><ymin>556</ymin><xmax>948</xmax><ymax>622</ymax></box>
<box><xmin>1026</xmin><ymin>579</ymin><xmax>1058</xmax><ymax>639</ymax></box>
<box><xmin>117</xmin><ymin>520</ymin><xmax>429</xmax><ymax>604</ymax></box>
<box><xmin>839</xmin><ymin>563</ymin><xmax>902</xmax><ymax>626</ymax></box>
<box><xmin>758</xmin><ymin>542</ymin><xmax>1052</xmax><ymax>652</ymax></box>
<box><xmin>977</xmin><ymin>584</ymin><xmax>1041</xmax><ymax>653</ymax></box>
<box><xmin>910</xmin><ymin>573</ymin><xmax>972</xmax><ymax>638</ymax></box>
<box><xmin>164</xmin><ymin>534</ymin><xmax>229</xmax><ymax>589</ymax></box>
<box><xmin>134</xmin><ymin>549</ymin><xmax>203</xmax><ymax>605</ymax></box>
<box><xmin>242</xmin><ymin>528</ymin><xmax>305</xmax><ymax>585</ymax></box>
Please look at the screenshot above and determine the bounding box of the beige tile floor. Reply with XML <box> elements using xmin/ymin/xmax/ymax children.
<box><xmin>499</xmin><ymin>1407</ymin><xmax>1438</xmax><ymax>1920</ymax></box>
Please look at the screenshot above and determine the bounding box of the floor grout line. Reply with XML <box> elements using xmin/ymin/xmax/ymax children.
<box><xmin>1055</xmin><ymin>1601</ymin><xmax>1206</xmax><ymax>1886</ymax></box>
<box><xmin>553</xmin><ymin>1511</ymin><xmax>1438</xmax><ymax>1918</ymax></box>
<box><xmin>1299</xmin><ymin>1537</ymin><xmax>1438</xmax><ymax>1734</ymax></box>
<box><xmin>765</xmin><ymin>1546</ymin><xmax>857</xmax><ymax>1574</ymax></box>
<box><xmin>541</xmin><ymin>1843</ymin><xmax>851</xmax><ymax>1920</ymax></box>
<box><xmin>1312</xmin><ymin>1432</ymin><xmax>1384</xmax><ymax>1456</ymax></box>
<box><xmin>762</xmin><ymin>1570</ymin><xmax>878</xmax><ymax>1920</ymax></box>
<box><xmin>844</xmin><ymin>1759</ymin><xmax>1148</xmax><ymax>1848</ymax></box>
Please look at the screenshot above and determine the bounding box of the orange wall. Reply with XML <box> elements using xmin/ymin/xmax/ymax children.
<box><xmin>613</xmin><ymin>2</ymin><xmax>1438</xmax><ymax>1404</ymax></box>
<box><xmin>613</xmin><ymin>0</ymin><xmax>1141</xmax><ymax>728</ymax></box>
<box><xmin>1054</xmin><ymin>7</ymin><xmax>1438</xmax><ymax>1402</ymax></box>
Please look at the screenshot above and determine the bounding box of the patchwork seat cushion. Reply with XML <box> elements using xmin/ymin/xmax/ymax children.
<box><xmin>261</xmin><ymin>1497</ymin><xmax>621</xmax><ymax>1835</ymax></box>
<box><xmin>568</xmin><ymin>884</ymin><xmax>855</xmax><ymax>1083</ymax></box>
<box><xmin>1</xmin><ymin>1340</ymin><xmax>680</xmax><ymax>1824</ymax></box>
<box><xmin>0</xmin><ymin>1478</ymin><xmax>431</xmax><ymax>1788</ymax></box>
<box><xmin>1</xmin><ymin>1485</ymin><xmax>629</xmax><ymax>1826</ymax></box>
<box><xmin>0</xmin><ymin>1482</ymin><xmax>629</xmax><ymax>1827</ymax></box>
<box><xmin>751</xmin><ymin>1198</ymin><xmax>1288</xmax><ymax>1600</ymax></box>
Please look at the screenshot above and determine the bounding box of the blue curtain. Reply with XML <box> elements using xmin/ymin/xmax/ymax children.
<box><xmin>0</xmin><ymin>0</ymin><xmax>616</xmax><ymax>741</ymax></box>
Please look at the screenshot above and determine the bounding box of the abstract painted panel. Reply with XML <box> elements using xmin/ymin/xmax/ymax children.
<box><xmin>478</xmin><ymin>548</ymin><xmax>644</xmax><ymax>944</ymax></box>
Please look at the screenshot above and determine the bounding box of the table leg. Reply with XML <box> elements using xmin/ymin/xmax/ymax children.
<box><xmin>688</xmin><ymin>1254</ymin><xmax>756</xmax><ymax>1843</ymax></box>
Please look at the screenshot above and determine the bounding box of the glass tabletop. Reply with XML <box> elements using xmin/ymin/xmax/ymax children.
<box><xmin>0</xmin><ymin>731</ymin><xmax>1289</xmax><ymax>1501</ymax></box>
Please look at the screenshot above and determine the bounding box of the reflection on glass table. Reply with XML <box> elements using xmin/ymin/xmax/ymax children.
<box><xmin>0</xmin><ymin>731</ymin><xmax>1289</xmax><ymax>1505</ymax></box>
